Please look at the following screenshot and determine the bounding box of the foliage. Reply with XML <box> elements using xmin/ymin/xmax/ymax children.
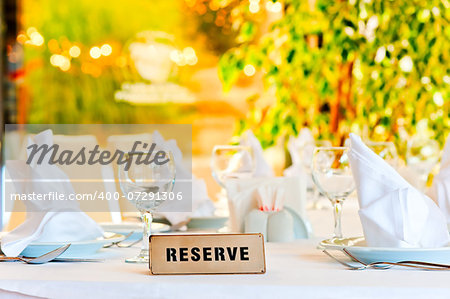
<box><xmin>219</xmin><ymin>0</ymin><xmax>450</xmax><ymax>150</ymax></box>
<box><xmin>182</xmin><ymin>0</ymin><xmax>240</xmax><ymax>54</ymax></box>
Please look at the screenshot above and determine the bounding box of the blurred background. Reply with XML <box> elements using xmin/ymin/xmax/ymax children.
<box><xmin>1</xmin><ymin>0</ymin><xmax>449</xmax><ymax>197</ymax></box>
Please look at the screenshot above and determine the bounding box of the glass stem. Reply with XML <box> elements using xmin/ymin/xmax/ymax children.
<box><xmin>141</xmin><ymin>212</ymin><xmax>153</xmax><ymax>253</ymax></box>
<box><xmin>313</xmin><ymin>185</ymin><xmax>320</xmax><ymax>208</ymax></box>
<box><xmin>332</xmin><ymin>199</ymin><xmax>344</xmax><ymax>239</ymax></box>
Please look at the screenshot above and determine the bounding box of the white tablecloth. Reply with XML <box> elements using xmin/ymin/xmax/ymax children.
<box><xmin>1</xmin><ymin>198</ymin><xmax>449</xmax><ymax>299</ymax></box>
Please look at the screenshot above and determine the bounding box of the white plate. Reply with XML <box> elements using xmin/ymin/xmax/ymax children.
<box><xmin>320</xmin><ymin>237</ymin><xmax>450</xmax><ymax>264</ymax></box>
<box><xmin>186</xmin><ymin>217</ymin><xmax>228</xmax><ymax>230</ymax></box>
<box><xmin>20</xmin><ymin>232</ymin><xmax>125</xmax><ymax>258</ymax></box>
<box><xmin>100</xmin><ymin>222</ymin><xmax>170</xmax><ymax>240</ymax></box>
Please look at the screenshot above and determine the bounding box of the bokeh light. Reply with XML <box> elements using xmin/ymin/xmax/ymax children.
<box><xmin>90</xmin><ymin>46</ymin><xmax>101</xmax><ymax>59</ymax></box>
<box><xmin>100</xmin><ymin>44</ymin><xmax>112</xmax><ymax>56</ymax></box>
<box><xmin>69</xmin><ymin>45</ymin><xmax>81</xmax><ymax>58</ymax></box>
<box><xmin>399</xmin><ymin>56</ymin><xmax>413</xmax><ymax>73</ymax></box>
<box><xmin>249</xmin><ymin>0</ymin><xmax>260</xmax><ymax>13</ymax></box>
<box><xmin>243</xmin><ymin>64</ymin><xmax>256</xmax><ymax>76</ymax></box>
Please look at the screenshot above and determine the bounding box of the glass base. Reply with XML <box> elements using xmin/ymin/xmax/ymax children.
<box><xmin>325</xmin><ymin>236</ymin><xmax>348</xmax><ymax>244</ymax></box>
<box><xmin>125</xmin><ymin>249</ymin><xmax>149</xmax><ymax>263</ymax></box>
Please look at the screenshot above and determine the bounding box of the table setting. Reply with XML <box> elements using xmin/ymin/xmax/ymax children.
<box><xmin>1</xmin><ymin>0</ymin><xmax>449</xmax><ymax>296</ymax></box>
<box><xmin>319</xmin><ymin>134</ymin><xmax>450</xmax><ymax>267</ymax></box>
<box><xmin>1</xmin><ymin>127</ymin><xmax>450</xmax><ymax>299</ymax></box>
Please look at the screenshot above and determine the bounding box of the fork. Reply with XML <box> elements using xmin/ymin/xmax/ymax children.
<box><xmin>342</xmin><ymin>248</ymin><xmax>450</xmax><ymax>270</ymax></box>
<box><xmin>323</xmin><ymin>249</ymin><xmax>450</xmax><ymax>271</ymax></box>
<box><xmin>103</xmin><ymin>220</ymin><xmax>187</xmax><ymax>248</ymax></box>
<box><xmin>0</xmin><ymin>244</ymin><xmax>71</xmax><ymax>264</ymax></box>
<box><xmin>114</xmin><ymin>238</ymin><xmax>142</xmax><ymax>248</ymax></box>
<box><xmin>103</xmin><ymin>231</ymin><xmax>138</xmax><ymax>248</ymax></box>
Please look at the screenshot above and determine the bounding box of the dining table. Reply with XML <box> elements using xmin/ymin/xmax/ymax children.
<box><xmin>1</xmin><ymin>199</ymin><xmax>450</xmax><ymax>299</ymax></box>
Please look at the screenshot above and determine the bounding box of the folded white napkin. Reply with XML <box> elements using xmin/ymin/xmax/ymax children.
<box><xmin>240</xmin><ymin>130</ymin><xmax>274</xmax><ymax>177</ymax></box>
<box><xmin>1</xmin><ymin>130</ymin><xmax>104</xmax><ymax>257</ymax></box>
<box><xmin>225</xmin><ymin>177</ymin><xmax>308</xmax><ymax>232</ymax></box>
<box><xmin>349</xmin><ymin>133</ymin><xmax>449</xmax><ymax>248</ymax></box>
<box><xmin>287</xmin><ymin>128</ymin><xmax>315</xmax><ymax>166</ymax></box>
<box><xmin>283</xmin><ymin>128</ymin><xmax>315</xmax><ymax>188</ymax></box>
<box><xmin>152</xmin><ymin>131</ymin><xmax>214</xmax><ymax>225</ymax></box>
<box><xmin>429</xmin><ymin>135</ymin><xmax>450</xmax><ymax>226</ymax></box>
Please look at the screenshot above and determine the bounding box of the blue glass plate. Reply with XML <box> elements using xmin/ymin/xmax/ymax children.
<box><xmin>20</xmin><ymin>232</ymin><xmax>125</xmax><ymax>258</ymax></box>
<box><xmin>320</xmin><ymin>237</ymin><xmax>450</xmax><ymax>264</ymax></box>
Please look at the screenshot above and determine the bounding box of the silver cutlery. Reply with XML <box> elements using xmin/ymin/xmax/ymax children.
<box><xmin>170</xmin><ymin>220</ymin><xmax>190</xmax><ymax>231</ymax></box>
<box><xmin>0</xmin><ymin>244</ymin><xmax>71</xmax><ymax>264</ymax></box>
<box><xmin>51</xmin><ymin>258</ymin><xmax>104</xmax><ymax>262</ymax></box>
<box><xmin>103</xmin><ymin>220</ymin><xmax>189</xmax><ymax>249</ymax></box>
<box><xmin>114</xmin><ymin>238</ymin><xmax>142</xmax><ymax>248</ymax></box>
<box><xmin>103</xmin><ymin>231</ymin><xmax>138</xmax><ymax>248</ymax></box>
<box><xmin>323</xmin><ymin>249</ymin><xmax>450</xmax><ymax>271</ymax></box>
<box><xmin>342</xmin><ymin>248</ymin><xmax>450</xmax><ymax>270</ymax></box>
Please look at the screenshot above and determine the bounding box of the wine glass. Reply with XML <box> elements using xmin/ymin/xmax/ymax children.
<box><xmin>119</xmin><ymin>150</ymin><xmax>176</xmax><ymax>263</ymax></box>
<box><xmin>311</xmin><ymin>147</ymin><xmax>355</xmax><ymax>239</ymax></box>
<box><xmin>406</xmin><ymin>138</ymin><xmax>440</xmax><ymax>191</ymax></box>
<box><xmin>366</xmin><ymin>141</ymin><xmax>399</xmax><ymax>169</ymax></box>
<box><xmin>298</xmin><ymin>140</ymin><xmax>332</xmax><ymax>209</ymax></box>
<box><xmin>211</xmin><ymin>145</ymin><xmax>254</xmax><ymax>187</ymax></box>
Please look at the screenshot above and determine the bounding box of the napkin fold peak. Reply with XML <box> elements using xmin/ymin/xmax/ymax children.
<box><xmin>349</xmin><ymin>133</ymin><xmax>449</xmax><ymax>248</ymax></box>
<box><xmin>240</xmin><ymin>130</ymin><xmax>274</xmax><ymax>177</ymax></box>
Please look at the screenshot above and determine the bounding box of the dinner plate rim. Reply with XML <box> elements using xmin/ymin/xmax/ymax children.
<box><xmin>99</xmin><ymin>222</ymin><xmax>169</xmax><ymax>228</ymax></box>
<box><xmin>189</xmin><ymin>216</ymin><xmax>228</xmax><ymax>220</ymax></box>
<box><xmin>26</xmin><ymin>231</ymin><xmax>125</xmax><ymax>246</ymax></box>
<box><xmin>99</xmin><ymin>222</ymin><xmax>171</xmax><ymax>234</ymax></box>
<box><xmin>320</xmin><ymin>236</ymin><xmax>450</xmax><ymax>252</ymax></box>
